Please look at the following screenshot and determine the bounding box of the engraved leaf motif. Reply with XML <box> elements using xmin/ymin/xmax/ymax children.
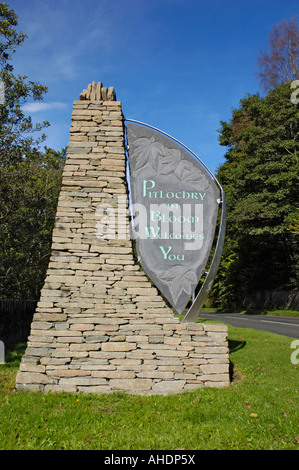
<box><xmin>158</xmin><ymin>148</ymin><xmax>181</xmax><ymax>175</ymax></box>
<box><xmin>131</xmin><ymin>137</ymin><xmax>163</xmax><ymax>172</ymax></box>
<box><xmin>175</xmin><ymin>160</ymin><xmax>198</xmax><ymax>182</ymax></box>
<box><xmin>160</xmin><ymin>265</ymin><xmax>197</xmax><ymax>304</ymax></box>
<box><xmin>175</xmin><ymin>160</ymin><xmax>210</xmax><ymax>189</ymax></box>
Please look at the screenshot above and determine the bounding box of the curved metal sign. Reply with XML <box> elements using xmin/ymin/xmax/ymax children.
<box><xmin>125</xmin><ymin>120</ymin><xmax>226</xmax><ymax>322</ymax></box>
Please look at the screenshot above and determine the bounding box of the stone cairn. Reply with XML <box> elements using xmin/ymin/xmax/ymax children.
<box><xmin>15</xmin><ymin>82</ymin><xmax>230</xmax><ymax>394</ymax></box>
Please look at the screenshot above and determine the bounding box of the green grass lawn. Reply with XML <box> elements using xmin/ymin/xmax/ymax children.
<box><xmin>0</xmin><ymin>323</ymin><xmax>298</xmax><ymax>450</ymax></box>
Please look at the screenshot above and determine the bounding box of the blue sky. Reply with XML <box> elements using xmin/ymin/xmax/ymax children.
<box><xmin>9</xmin><ymin>0</ymin><xmax>299</xmax><ymax>173</ymax></box>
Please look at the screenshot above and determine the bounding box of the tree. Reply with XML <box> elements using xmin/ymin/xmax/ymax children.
<box><xmin>211</xmin><ymin>83</ymin><xmax>298</xmax><ymax>308</ymax></box>
<box><xmin>0</xmin><ymin>2</ymin><xmax>50</xmax><ymax>166</ymax></box>
<box><xmin>0</xmin><ymin>3</ymin><xmax>65</xmax><ymax>299</ymax></box>
<box><xmin>0</xmin><ymin>147</ymin><xmax>66</xmax><ymax>299</ymax></box>
<box><xmin>257</xmin><ymin>16</ymin><xmax>299</xmax><ymax>93</ymax></box>
<box><xmin>0</xmin><ymin>1</ymin><xmax>26</xmax><ymax>68</ymax></box>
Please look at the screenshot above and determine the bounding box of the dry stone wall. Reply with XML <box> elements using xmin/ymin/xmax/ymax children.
<box><xmin>15</xmin><ymin>83</ymin><xmax>230</xmax><ymax>394</ymax></box>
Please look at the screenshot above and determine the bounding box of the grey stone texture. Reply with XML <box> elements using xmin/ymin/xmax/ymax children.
<box><xmin>15</xmin><ymin>83</ymin><xmax>230</xmax><ymax>394</ymax></box>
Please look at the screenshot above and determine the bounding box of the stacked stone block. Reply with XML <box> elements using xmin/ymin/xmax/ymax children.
<box><xmin>15</xmin><ymin>83</ymin><xmax>230</xmax><ymax>394</ymax></box>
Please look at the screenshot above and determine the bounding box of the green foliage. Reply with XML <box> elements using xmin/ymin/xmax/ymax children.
<box><xmin>211</xmin><ymin>83</ymin><xmax>299</xmax><ymax>308</ymax></box>
<box><xmin>0</xmin><ymin>2</ymin><xmax>26</xmax><ymax>67</ymax></box>
<box><xmin>0</xmin><ymin>3</ymin><xmax>50</xmax><ymax>164</ymax></box>
<box><xmin>0</xmin><ymin>147</ymin><xmax>65</xmax><ymax>299</ymax></box>
<box><xmin>0</xmin><ymin>3</ymin><xmax>65</xmax><ymax>299</ymax></box>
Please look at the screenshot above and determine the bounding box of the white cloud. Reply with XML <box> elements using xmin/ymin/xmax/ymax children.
<box><xmin>22</xmin><ymin>102</ymin><xmax>67</xmax><ymax>113</ymax></box>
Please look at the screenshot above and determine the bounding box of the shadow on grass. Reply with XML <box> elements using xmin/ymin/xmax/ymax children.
<box><xmin>228</xmin><ymin>339</ymin><xmax>246</xmax><ymax>353</ymax></box>
<box><xmin>228</xmin><ymin>339</ymin><xmax>246</xmax><ymax>383</ymax></box>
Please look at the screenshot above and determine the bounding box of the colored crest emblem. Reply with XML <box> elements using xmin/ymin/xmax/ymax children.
<box><xmin>126</xmin><ymin>122</ymin><xmax>225</xmax><ymax>320</ymax></box>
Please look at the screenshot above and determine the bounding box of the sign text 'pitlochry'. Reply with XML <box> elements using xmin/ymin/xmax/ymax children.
<box><xmin>126</xmin><ymin>123</ymin><xmax>220</xmax><ymax>314</ymax></box>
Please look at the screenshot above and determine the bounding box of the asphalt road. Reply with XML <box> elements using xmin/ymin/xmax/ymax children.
<box><xmin>197</xmin><ymin>312</ymin><xmax>299</xmax><ymax>339</ymax></box>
